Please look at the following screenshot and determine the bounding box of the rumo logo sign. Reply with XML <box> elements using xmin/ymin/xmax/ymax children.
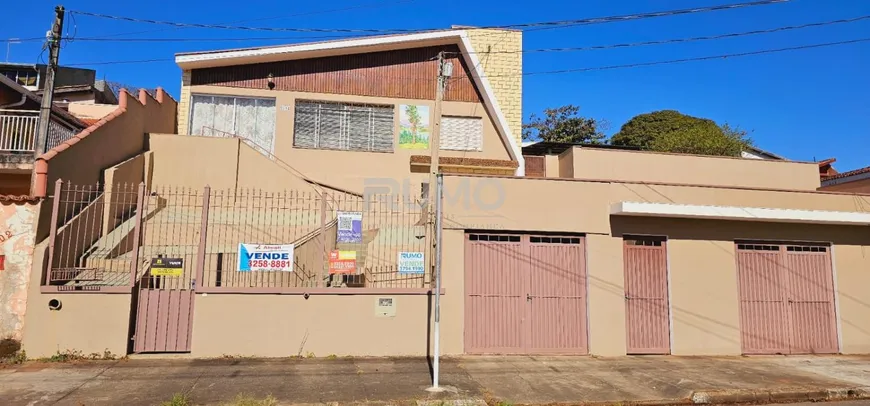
<box><xmin>363</xmin><ymin>178</ymin><xmax>505</xmax><ymax>211</ymax></box>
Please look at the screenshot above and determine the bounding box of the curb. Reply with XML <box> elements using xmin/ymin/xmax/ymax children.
<box><xmin>690</xmin><ymin>386</ymin><xmax>870</xmax><ymax>404</ymax></box>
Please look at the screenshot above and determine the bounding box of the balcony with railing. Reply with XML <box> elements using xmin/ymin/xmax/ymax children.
<box><xmin>0</xmin><ymin>109</ymin><xmax>79</xmax><ymax>159</ymax></box>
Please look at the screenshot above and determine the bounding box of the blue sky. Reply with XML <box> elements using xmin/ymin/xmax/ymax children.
<box><xmin>3</xmin><ymin>0</ymin><xmax>869</xmax><ymax>170</ymax></box>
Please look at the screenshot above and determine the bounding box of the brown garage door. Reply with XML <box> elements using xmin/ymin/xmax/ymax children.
<box><xmin>736</xmin><ymin>242</ymin><xmax>839</xmax><ymax>355</ymax></box>
<box><xmin>465</xmin><ymin>233</ymin><xmax>587</xmax><ymax>354</ymax></box>
<box><xmin>623</xmin><ymin>236</ymin><xmax>671</xmax><ymax>354</ymax></box>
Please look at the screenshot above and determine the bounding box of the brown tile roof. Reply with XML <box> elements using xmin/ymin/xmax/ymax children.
<box><xmin>823</xmin><ymin>165</ymin><xmax>870</xmax><ymax>181</ymax></box>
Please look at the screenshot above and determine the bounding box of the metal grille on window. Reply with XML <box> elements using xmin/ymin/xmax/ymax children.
<box><xmin>440</xmin><ymin>116</ymin><xmax>482</xmax><ymax>151</ymax></box>
<box><xmin>294</xmin><ymin>101</ymin><xmax>393</xmax><ymax>152</ymax></box>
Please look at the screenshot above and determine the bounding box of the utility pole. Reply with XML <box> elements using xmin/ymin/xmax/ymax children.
<box><xmin>427</xmin><ymin>51</ymin><xmax>451</xmax><ymax>393</ymax></box>
<box><xmin>32</xmin><ymin>5</ymin><xmax>64</xmax><ymax>195</ymax></box>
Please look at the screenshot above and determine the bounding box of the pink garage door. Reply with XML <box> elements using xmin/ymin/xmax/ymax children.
<box><xmin>736</xmin><ymin>242</ymin><xmax>839</xmax><ymax>355</ymax></box>
<box><xmin>623</xmin><ymin>236</ymin><xmax>671</xmax><ymax>354</ymax></box>
<box><xmin>465</xmin><ymin>233</ymin><xmax>587</xmax><ymax>355</ymax></box>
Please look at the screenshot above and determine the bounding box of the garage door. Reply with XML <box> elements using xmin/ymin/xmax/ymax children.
<box><xmin>736</xmin><ymin>242</ymin><xmax>839</xmax><ymax>355</ymax></box>
<box><xmin>464</xmin><ymin>233</ymin><xmax>587</xmax><ymax>354</ymax></box>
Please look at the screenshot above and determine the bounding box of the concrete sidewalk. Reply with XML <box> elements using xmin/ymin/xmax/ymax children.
<box><xmin>1</xmin><ymin>355</ymin><xmax>869</xmax><ymax>405</ymax></box>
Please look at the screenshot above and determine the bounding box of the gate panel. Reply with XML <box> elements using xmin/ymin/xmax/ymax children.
<box><xmin>736</xmin><ymin>244</ymin><xmax>789</xmax><ymax>354</ymax></box>
<box><xmin>785</xmin><ymin>246</ymin><xmax>838</xmax><ymax>354</ymax></box>
<box><xmin>464</xmin><ymin>233</ymin><xmax>526</xmax><ymax>354</ymax></box>
<box><xmin>623</xmin><ymin>237</ymin><xmax>670</xmax><ymax>354</ymax></box>
<box><xmin>527</xmin><ymin>236</ymin><xmax>587</xmax><ymax>354</ymax></box>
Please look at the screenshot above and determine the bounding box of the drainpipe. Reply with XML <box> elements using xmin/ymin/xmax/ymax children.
<box><xmin>0</xmin><ymin>93</ymin><xmax>27</xmax><ymax>108</ymax></box>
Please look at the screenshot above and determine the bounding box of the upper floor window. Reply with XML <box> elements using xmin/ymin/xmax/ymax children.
<box><xmin>1</xmin><ymin>69</ymin><xmax>38</xmax><ymax>87</ymax></box>
<box><xmin>294</xmin><ymin>100</ymin><xmax>394</xmax><ymax>153</ymax></box>
<box><xmin>189</xmin><ymin>94</ymin><xmax>276</xmax><ymax>154</ymax></box>
<box><xmin>440</xmin><ymin>116</ymin><xmax>483</xmax><ymax>151</ymax></box>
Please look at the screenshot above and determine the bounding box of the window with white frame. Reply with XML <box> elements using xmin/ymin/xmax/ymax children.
<box><xmin>440</xmin><ymin>116</ymin><xmax>483</xmax><ymax>151</ymax></box>
<box><xmin>293</xmin><ymin>100</ymin><xmax>394</xmax><ymax>152</ymax></box>
<box><xmin>189</xmin><ymin>94</ymin><xmax>277</xmax><ymax>154</ymax></box>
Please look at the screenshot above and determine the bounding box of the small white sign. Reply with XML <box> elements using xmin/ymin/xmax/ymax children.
<box><xmin>375</xmin><ymin>297</ymin><xmax>396</xmax><ymax>317</ymax></box>
<box><xmin>397</xmin><ymin>252</ymin><xmax>425</xmax><ymax>274</ymax></box>
<box><xmin>238</xmin><ymin>244</ymin><xmax>294</xmax><ymax>272</ymax></box>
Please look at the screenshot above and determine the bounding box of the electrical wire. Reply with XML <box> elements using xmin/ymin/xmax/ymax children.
<box><xmin>454</xmin><ymin>15</ymin><xmax>870</xmax><ymax>54</ymax></box>
<box><xmin>62</xmin><ymin>37</ymin><xmax>870</xmax><ymax>74</ymax></box>
<box><xmin>516</xmin><ymin>37</ymin><xmax>870</xmax><ymax>77</ymax></box>
<box><xmin>66</xmin><ymin>0</ymin><xmax>791</xmax><ymax>34</ymax></box>
<box><xmin>92</xmin><ymin>0</ymin><xmax>420</xmax><ymax>39</ymax></box>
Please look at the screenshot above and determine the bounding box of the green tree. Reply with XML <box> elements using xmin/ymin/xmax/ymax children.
<box><xmin>405</xmin><ymin>105</ymin><xmax>421</xmax><ymax>143</ymax></box>
<box><xmin>522</xmin><ymin>105</ymin><xmax>607</xmax><ymax>144</ymax></box>
<box><xmin>610</xmin><ymin>110</ymin><xmax>752</xmax><ymax>156</ymax></box>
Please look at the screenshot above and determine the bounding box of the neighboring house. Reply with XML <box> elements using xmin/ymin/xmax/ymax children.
<box><xmin>0</xmin><ymin>75</ymin><xmax>85</xmax><ymax>195</ymax></box>
<box><xmin>36</xmin><ymin>79</ymin><xmax>119</xmax><ymax>105</ymax></box>
<box><xmin>0</xmin><ymin>63</ymin><xmax>97</xmax><ymax>92</ymax></box>
<box><xmin>740</xmin><ymin>145</ymin><xmax>785</xmax><ymax>160</ymax></box>
<box><xmin>820</xmin><ymin>164</ymin><xmax>870</xmax><ymax>193</ymax></box>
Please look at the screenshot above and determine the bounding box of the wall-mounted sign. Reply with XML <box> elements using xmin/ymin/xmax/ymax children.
<box><xmin>328</xmin><ymin>250</ymin><xmax>357</xmax><ymax>274</ymax></box>
<box><xmin>0</xmin><ymin>254</ymin><xmax>5</xmax><ymax>271</ymax></box>
<box><xmin>397</xmin><ymin>252</ymin><xmax>425</xmax><ymax>274</ymax></box>
<box><xmin>375</xmin><ymin>296</ymin><xmax>396</xmax><ymax>317</ymax></box>
<box><xmin>337</xmin><ymin>211</ymin><xmax>363</xmax><ymax>244</ymax></box>
<box><xmin>398</xmin><ymin>105</ymin><xmax>430</xmax><ymax>149</ymax></box>
<box><xmin>151</xmin><ymin>257</ymin><xmax>183</xmax><ymax>277</ymax></box>
<box><xmin>238</xmin><ymin>244</ymin><xmax>294</xmax><ymax>272</ymax></box>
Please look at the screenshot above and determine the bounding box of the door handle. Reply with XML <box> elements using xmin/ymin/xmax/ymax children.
<box><xmin>527</xmin><ymin>294</ymin><xmax>532</xmax><ymax>301</ymax></box>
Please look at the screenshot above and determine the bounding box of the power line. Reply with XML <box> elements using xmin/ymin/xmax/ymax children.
<box><xmin>517</xmin><ymin>37</ymin><xmax>870</xmax><ymax>76</ymax></box>
<box><xmin>62</xmin><ymin>37</ymin><xmax>870</xmax><ymax>73</ymax></box>
<box><xmin>460</xmin><ymin>15</ymin><xmax>870</xmax><ymax>54</ymax></box>
<box><xmin>92</xmin><ymin>0</ymin><xmax>419</xmax><ymax>39</ymax></box>
<box><xmin>58</xmin><ymin>15</ymin><xmax>870</xmax><ymax>48</ymax></box>
<box><xmin>67</xmin><ymin>0</ymin><xmax>791</xmax><ymax>34</ymax></box>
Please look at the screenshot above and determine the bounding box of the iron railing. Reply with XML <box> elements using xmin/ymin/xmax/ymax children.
<box><xmin>44</xmin><ymin>180</ymin><xmax>433</xmax><ymax>293</ymax></box>
<box><xmin>0</xmin><ymin>109</ymin><xmax>79</xmax><ymax>153</ymax></box>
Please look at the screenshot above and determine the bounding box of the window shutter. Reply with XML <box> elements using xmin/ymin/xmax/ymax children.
<box><xmin>441</xmin><ymin>116</ymin><xmax>482</xmax><ymax>151</ymax></box>
<box><xmin>294</xmin><ymin>100</ymin><xmax>394</xmax><ymax>152</ymax></box>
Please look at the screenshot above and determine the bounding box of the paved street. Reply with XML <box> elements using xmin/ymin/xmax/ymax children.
<box><xmin>1</xmin><ymin>355</ymin><xmax>869</xmax><ymax>405</ymax></box>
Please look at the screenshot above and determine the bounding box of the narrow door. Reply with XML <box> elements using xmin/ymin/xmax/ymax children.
<box><xmin>527</xmin><ymin>235</ymin><xmax>587</xmax><ymax>354</ymax></box>
<box><xmin>623</xmin><ymin>236</ymin><xmax>671</xmax><ymax>354</ymax></box>
<box><xmin>783</xmin><ymin>245</ymin><xmax>839</xmax><ymax>354</ymax></box>
<box><xmin>464</xmin><ymin>233</ymin><xmax>526</xmax><ymax>354</ymax></box>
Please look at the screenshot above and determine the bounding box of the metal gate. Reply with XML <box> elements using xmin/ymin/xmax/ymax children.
<box><xmin>464</xmin><ymin>233</ymin><xmax>587</xmax><ymax>354</ymax></box>
<box><xmin>736</xmin><ymin>242</ymin><xmax>838</xmax><ymax>355</ymax></box>
<box><xmin>623</xmin><ymin>236</ymin><xmax>671</xmax><ymax>354</ymax></box>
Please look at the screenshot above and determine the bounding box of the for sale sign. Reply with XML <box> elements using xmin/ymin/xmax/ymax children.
<box><xmin>328</xmin><ymin>250</ymin><xmax>357</xmax><ymax>274</ymax></box>
<box><xmin>238</xmin><ymin>244</ymin><xmax>294</xmax><ymax>272</ymax></box>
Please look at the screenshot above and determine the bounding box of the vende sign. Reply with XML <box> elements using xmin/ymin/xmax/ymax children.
<box><xmin>238</xmin><ymin>244</ymin><xmax>294</xmax><ymax>272</ymax></box>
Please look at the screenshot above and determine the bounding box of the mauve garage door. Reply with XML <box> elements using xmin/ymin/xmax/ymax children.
<box><xmin>464</xmin><ymin>233</ymin><xmax>587</xmax><ymax>355</ymax></box>
<box><xmin>736</xmin><ymin>242</ymin><xmax>839</xmax><ymax>355</ymax></box>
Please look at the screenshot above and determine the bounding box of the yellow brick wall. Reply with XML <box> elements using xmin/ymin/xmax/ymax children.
<box><xmin>464</xmin><ymin>28</ymin><xmax>523</xmax><ymax>149</ymax></box>
<box><xmin>177</xmin><ymin>70</ymin><xmax>192</xmax><ymax>135</ymax></box>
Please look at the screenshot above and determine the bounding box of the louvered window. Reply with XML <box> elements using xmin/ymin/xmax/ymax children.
<box><xmin>188</xmin><ymin>94</ymin><xmax>276</xmax><ymax>154</ymax></box>
<box><xmin>440</xmin><ymin>116</ymin><xmax>482</xmax><ymax>151</ymax></box>
<box><xmin>294</xmin><ymin>100</ymin><xmax>394</xmax><ymax>152</ymax></box>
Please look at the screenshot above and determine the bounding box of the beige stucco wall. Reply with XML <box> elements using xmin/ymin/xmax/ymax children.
<box><xmin>149</xmin><ymin>133</ymin><xmax>316</xmax><ymax>192</ymax></box>
<box><xmin>172</xmin><ymin>86</ymin><xmax>513</xmax><ymax>194</ymax></box>
<box><xmin>821</xmin><ymin>177</ymin><xmax>870</xmax><ymax>194</ymax></box>
<box><xmin>67</xmin><ymin>102</ymin><xmax>117</xmax><ymax>120</ymax></box>
<box><xmin>0</xmin><ymin>201</ymin><xmax>38</xmax><ymax>340</ymax></box>
<box><xmin>443</xmin><ymin>175</ymin><xmax>870</xmax><ymax>356</ymax></box>
<box><xmin>21</xmin><ymin>241</ymin><xmax>131</xmax><ymax>358</ymax></box>
<box><xmin>190</xmin><ymin>294</ymin><xmax>431</xmax><ymax>357</ymax></box>
<box><xmin>569</xmin><ymin>147</ymin><xmax>822</xmax><ymax>191</ymax></box>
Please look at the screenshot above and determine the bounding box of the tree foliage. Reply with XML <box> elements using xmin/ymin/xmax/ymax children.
<box><xmin>610</xmin><ymin>110</ymin><xmax>752</xmax><ymax>156</ymax></box>
<box><xmin>522</xmin><ymin>105</ymin><xmax>607</xmax><ymax>144</ymax></box>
